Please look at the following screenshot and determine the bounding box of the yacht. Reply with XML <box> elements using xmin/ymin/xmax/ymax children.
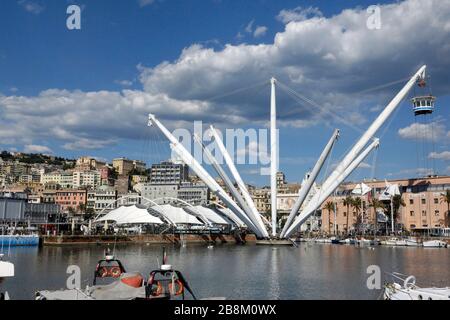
<box><xmin>384</xmin><ymin>273</ymin><xmax>450</xmax><ymax>300</ymax></box>
<box><xmin>423</xmin><ymin>240</ymin><xmax>447</xmax><ymax>248</ymax></box>
<box><xmin>0</xmin><ymin>254</ymin><xmax>14</xmax><ymax>300</ymax></box>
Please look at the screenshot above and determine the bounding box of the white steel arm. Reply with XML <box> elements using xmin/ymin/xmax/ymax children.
<box><xmin>148</xmin><ymin>114</ymin><xmax>266</xmax><ymax>238</ymax></box>
<box><xmin>280</xmin><ymin>129</ymin><xmax>340</xmax><ymax>237</ymax></box>
<box><xmin>284</xmin><ymin>139</ymin><xmax>380</xmax><ymax>238</ymax></box>
<box><xmin>209</xmin><ymin>126</ymin><xmax>269</xmax><ymax>238</ymax></box>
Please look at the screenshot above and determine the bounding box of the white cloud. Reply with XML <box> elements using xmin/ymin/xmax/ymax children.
<box><xmin>253</xmin><ymin>26</ymin><xmax>268</xmax><ymax>38</ymax></box>
<box><xmin>398</xmin><ymin>122</ymin><xmax>446</xmax><ymax>142</ymax></box>
<box><xmin>428</xmin><ymin>151</ymin><xmax>450</xmax><ymax>160</ymax></box>
<box><xmin>24</xmin><ymin>144</ymin><xmax>52</xmax><ymax>154</ymax></box>
<box><xmin>114</xmin><ymin>80</ymin><xmax>133</xmax><ymax>87</ymax></box>
<box><xmin>18</xmin><ymin>1</ymin><xmax>44</xmax><ymax>15</ymax></box>
<box><xmin>3</xmin><ymin>0</ymin><xmax>450</xmax><ymax>153</ymax></box>
<box><xmin>276</xmin><ymin>6</ymin><xmax>323</xmax><ymax>24</ymax></box>
<box><xmin>138</xmin><ymin>0</ymin><xmax>154</xmax><ymax>8</ymax></box>
<box><xmin>245</xmin><ymin>20</ymin><xmax>255</xmax><ymax>33</ymax></box>
<box><xmin>358</xmin><ymin>162</ymin><xmax>372</xmax><ymax>169</ymax></box>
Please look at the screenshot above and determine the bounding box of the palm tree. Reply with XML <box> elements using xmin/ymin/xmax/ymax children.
<box><xmin>343</xmin><ymin>196</ymin><xmax>353</xmax><ymax>234</ymax></box>
<box><xmin>441</xmin><ymin>190</ymin><xmax>450</xmax><ymax>227</ymax></box>
<box><xmin>351</xmin><ymin>197</ymin><xmax>362</xmax><ymax>233</ymax></box>
<box><xmin>324</xmin><ymin>201</ymin><xmax>335</xmax><ymax>235</ymax></box>
<box><xmin>392</xmin><ymin>195</ymin><xmax>406</xmax><ymax>230</ymax></box>
<box><xmin>369</xmin><ymin>198</ymin><xmax>385</xmax><ymax>234</ymax></box>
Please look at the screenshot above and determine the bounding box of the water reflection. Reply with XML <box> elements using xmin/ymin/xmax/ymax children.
<box><xmin>1</xmin><ymin>243</ymin><xmax>449</xmax><ymax>300</ymax></box>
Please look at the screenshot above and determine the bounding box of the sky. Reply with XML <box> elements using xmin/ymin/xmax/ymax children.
<box><xmin>0</xmin><ymin>0</ymin><xmax>449</xmax><ymax>186</ymax></box>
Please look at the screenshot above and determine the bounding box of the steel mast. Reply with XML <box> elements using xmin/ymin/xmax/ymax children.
<box><xmin>270</xmin><ymin>77</ymin><xmax>278</xmax><ymax>237</ymax></box>
<box><xmin>209</xmin><ymin>126</ymin><xmax>269</xmax><ymax>238</ymax></box>
<box><xmin>283</xmin><ymin>65</ymin><xmax>426</xmax><ymax>237</ymax></box>
<box><xmin>280</xmin><ymin>129</ymin><xmax>340</xmax><ymax>238</ymax></box>
<box><xmin>148</xmin><ymin>114</ymin><xmax>266</xmax><ymax>238</ymax></box>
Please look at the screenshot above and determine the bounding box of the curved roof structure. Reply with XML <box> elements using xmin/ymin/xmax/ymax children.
<box><xmin>149</xmin><ymin>204</ymin><xmax>203</xmax><ymax>225</ymax></box>
<box><xmin>185</xmin><ymin>206</ymin><xmax>230</xmax><ymax>225</ymax></box>
<box><xmin>95</xmin><ymin>205</ymin><xmax>164</xmax><ymax>225</ymax></box>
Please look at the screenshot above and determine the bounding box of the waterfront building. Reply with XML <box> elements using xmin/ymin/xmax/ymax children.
<box><xmin>251</xmin><ymin>187</ymin><xmax>271</xmax><ymax>214</ymax></box>
<box><xmin>94</xmin><ymin>186</ymin><xmax>118</xmax><ymax>213</ymax></box>
<box><xmin>150</xmin><ymin>161</ymin><xmax>189</xmax><ymax>185</ymax></box>
<box><xmin>320</xmin><ymin>176</ymin><xmax>450</xmax><ymax>234</ymax></box>
<box><xmin>115</xmin><ymin>175</ymin><xmax>130</xmax><ymax>195</ymax></box>
<box><xmin>141</xmin><ymin>184</ymin><xmax>178</xmax><ymax>204</ymax></box>
<box><xmin>55</xmin><ymin>189</ymin><xmax>87</xmax><ymax>214</ymax></box>
<box><xmin>178</xmin><ymin>182</ymin><xmax>210</xmax><ymax>206</ymax></box>
<box><xmin>75</xmin><ymin>156</ymin><xmax>106</xmax><ymax>171</ymax></box>
<box><xmin>72</xmin><ymin>170</ymin><xmax>101</xmax><ymax>189</ymax></box>
<box><xmin>42</xmin><ymin>189</ymin><xmax>57</xmax><ymax>204</ymax></box>
<box><xmin>42</xmin><ymin>171</ymin><xmax>73</xmax><ymax>189</ymax></box>
<box><xmin>112</xmin><ymin>158</ymin><xmax>146</xmax><ymax>175</ymax></box>
<box><xmin>86</xmin><ymin>190</ymin><xmax>96</xmax><ymax>211</ymax></box>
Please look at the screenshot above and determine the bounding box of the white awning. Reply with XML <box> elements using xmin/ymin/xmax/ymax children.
<box><xmin>150</xmin><ymin>204</ymin><xmax>203</xmax><ymax>225</ymax></box>
<box><xmin>186</xmin><ymin>206</ymin><xmax>230</xmax><ymax>225</ymax></box>
<box><xmin>217</xmin><ymin>207</ymin><xmax>246</xmax><ymax>228</ymax></box>
<box><xmin>95</xmin><ymin>205</ymin><xmax>163</xmax><ymax>225</ymax></box>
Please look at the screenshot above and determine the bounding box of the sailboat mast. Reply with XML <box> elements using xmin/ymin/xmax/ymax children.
<box><xmin>270</xmin><ymin>77</ymin><xmax>277</xmax><ymax>237</ymax></box>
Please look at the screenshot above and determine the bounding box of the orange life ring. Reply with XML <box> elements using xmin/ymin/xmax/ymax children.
<box><xmin>109</xmin><ymin>267</ymin><xmax>122</xmax><ymax>278</ymax></box>
<box><xmin>168</xmin><ymin>280</ymin><xmax>184</xmax><ymax>296</ymax></box>
<box><xmin>98</xmin><ymin>267</ymin><xmax>109</xmax><ymax>278</ymax></box>
<box><xmin>151</xmin><ymin>281</ymin><xmax>164</xmax><ymax>297</ymax></box>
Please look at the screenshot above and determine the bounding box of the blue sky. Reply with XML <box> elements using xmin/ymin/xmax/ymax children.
<box><xmin>0</xmin><ymin>0</ymin><xmax>449</xmax><ymax>186</ymax></box>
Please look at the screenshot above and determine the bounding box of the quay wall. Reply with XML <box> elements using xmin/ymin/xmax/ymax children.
<box><xmin>42</xmin><ymin>233</ymin><xmax>257</xmax><ymax>245</ymax></box>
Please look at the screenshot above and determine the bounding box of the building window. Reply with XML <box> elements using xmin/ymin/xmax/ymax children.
<box><xmin>421</xmin><ymin>198</ymin><xmax>426</xmax><ymax>205</ymax></box>
<box><xmin>435</xmin><ymin>210</ymin><xmax>439</xmax><ymax>216</ymax></box>
<box><xmin>434</xmin><ymin>198</ymin><xmax>438</xmax><ymax>204</ymax></box>
<box><xmin>422</xmin><ymin>210</ymin><xmax>427</xmax><ymax>216</ymax></box>
<box><xmin>410</xmin><ymin>211</ymin><xmax>414</xmax><ymax>217</ymax></box>
<box><xmin>409</xmin><ymin>199</ymin><xmax>414</xmax><ymax>205</ymax></box>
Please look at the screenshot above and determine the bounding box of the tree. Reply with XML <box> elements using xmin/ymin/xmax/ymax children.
<box><xmin>369</xmin><ymin>198</ymin><xmax>385</xmax><ymax>234</ymax></box>
<box><xmin>324</xmin><ymin>201</ymin><xmax>335</xmax><ymax>234</ymax></box>
<box><xmin>351</xmin><ymin>197</ymin><xmax>362</xmax><ymax>233</ymax></box>
<box><xmin>392</xmin><ymin>195</ymin><xmax>406</xmax><ymax>225</ymax></box>
<box><xmin>78</xmin><ymin>203</ymin><xmax>86</xmax><ymax>215</ymax></box>
<box><xmin>441</xmin><ymin>190</ymin><xmax>450</xmax><ymax>227</ymax></box>
<box><xmin>343</xmin><ymin>196</ymin><xmax>354</xmax><ymax>234</ymax></box>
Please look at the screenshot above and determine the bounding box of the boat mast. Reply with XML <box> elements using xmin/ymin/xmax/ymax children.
<box><xmin>270</xmin><ymin>77</ymin><xmax>277</xmax><ymax>237</ymax></box>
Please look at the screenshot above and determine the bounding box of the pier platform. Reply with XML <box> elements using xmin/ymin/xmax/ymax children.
<box><xmin>256</xmin><ymin>239</ymin><xmax>293</xmax><ymax>246</ymax></box>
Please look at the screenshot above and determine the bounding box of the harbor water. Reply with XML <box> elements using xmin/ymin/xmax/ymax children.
<box><xmin>2</xmin><ymin>243</ymin><xmax>450</xmax><ymax>300</ymax></box>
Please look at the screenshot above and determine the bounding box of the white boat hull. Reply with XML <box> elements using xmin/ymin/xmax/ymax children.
<box><xmin>384</xmin><ymin>283</ymin><xmax>450</xmax><ymax>300</ymax></box>
<box><xmin>423</xmin><ymin>240</ymin><xmax>447</xmax><ymax>248</ymax></box>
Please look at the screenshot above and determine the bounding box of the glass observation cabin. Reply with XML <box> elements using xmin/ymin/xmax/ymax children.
<box><xmin>411</xmin><ymin>95</ymin><xmax>435</xmax><ymax>116</ymax></box>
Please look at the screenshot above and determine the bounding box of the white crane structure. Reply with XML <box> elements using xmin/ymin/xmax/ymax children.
<box><xmin>148</xmin><ymin>65</ymin><xmax>427</xmax><ymax>240</ymax></box>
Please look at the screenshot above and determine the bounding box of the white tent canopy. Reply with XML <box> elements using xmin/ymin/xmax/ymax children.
<box><xmin>95</xmin><ymin>205</ymin><xmax>163</xmax><ymax>225</ymax></box>
<box><xmin>186</xmin><ymin>206</ymin><xmax>230</xmax><ymax>225</ymax></box>
<box><xmin>217</xmin><ymin>207</ymin><xmax>246</xmax><ymax>228</ymax></box>
<box><xmin>150</xmin><ymin>204</ymin><xmax>203</xmax><ymax>226</ymax></box>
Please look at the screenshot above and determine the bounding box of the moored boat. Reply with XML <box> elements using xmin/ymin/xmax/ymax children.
<box><xmin>405</xmin><ymin>238</ymin><xmax>421</xmax><ymax>247</ymax></box>
<box><xmin>384</xmin><ymin>273</ymin><xmax>450</xmax><ymax>300</ymax></box>
<box><xmin>0</xmin><ymin>253</ymin><xmax>14</xmax><ymax>300</ymax></box>
<box><xmin>423</xmin><ymin>240</ymin><xmax>447</xmax><ymax>248</ymax></box>
<box><xmin>0</xmin><ymin>234</ymin><xmax>39</xmax><ymax>247</ymax></box>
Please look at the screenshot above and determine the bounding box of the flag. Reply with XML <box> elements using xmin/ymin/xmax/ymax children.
<box><xmin>379</xmin><ymin>183</ymin><xmax>400</xmax><ymax>200</ymax></box>
<box><xmin>352</xmin><ymin>183</ymin><xmax>371</xmax><ymax>196</ymax></box>
<box><xmin>377</xmin><ymin>210</ymin><xmax>388</xmax><ymax>223</ymax></box>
